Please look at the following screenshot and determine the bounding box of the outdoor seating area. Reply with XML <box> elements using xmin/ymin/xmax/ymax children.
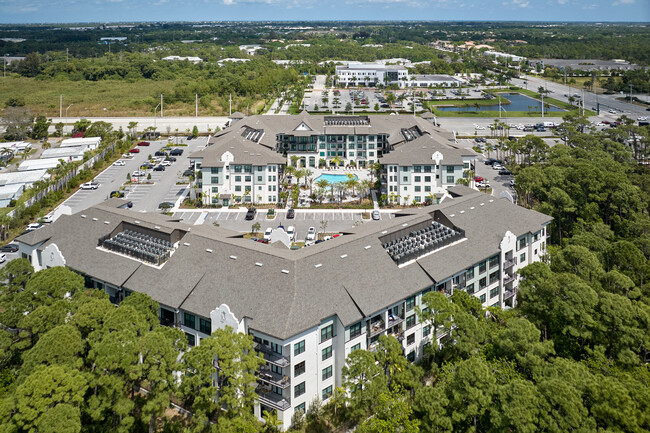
<box><xmin>101</xmin><ymin>230</ymin><xmax>174</xmax><ymax>266</ymax></box>
<box><xmin>383</xmin><ymin>221</ymin><xmax>463</xmax><ymax>265</ymax></box>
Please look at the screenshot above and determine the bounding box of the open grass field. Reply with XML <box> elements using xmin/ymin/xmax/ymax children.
<box><xmin>0</xmin><ymin>75</ymin><xmax>233</xmax><ymax>117</ymax></box>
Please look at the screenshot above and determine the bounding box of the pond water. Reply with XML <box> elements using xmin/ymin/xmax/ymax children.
<box><xmin>436</xmin><ymin>93</ymin><xmax>565</xmax><ymax>112</ymax></box>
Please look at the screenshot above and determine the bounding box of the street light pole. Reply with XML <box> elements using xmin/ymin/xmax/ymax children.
<box><xmin>160</xmin><ymin>94</ymin><xmax>163</xmax><ymax>117</ymax></box>
<box><xmin>154</xmin><ymin>103</ymin><xmax>161</xmax><ymax>128</ymax></box>
<box><xmin>65</xmin><ymin>104</ymin><xmax>73</xmax><ymax>135</ymax></box>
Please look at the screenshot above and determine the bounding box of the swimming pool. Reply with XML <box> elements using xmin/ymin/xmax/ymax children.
<box><xmin>315</xmin><ymin>174</ymin><xmax>358</xmax><ymax>184</ymax></box>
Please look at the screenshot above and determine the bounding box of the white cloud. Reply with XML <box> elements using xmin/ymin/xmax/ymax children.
<box><xmin>612</xmin><ymin>0</ymin><xmax>634</xmax><ymax>4</ymax></box>
<box><xmin>502</xmin><ymin>0</ymin><xmax>530</xmax><ymax>7</ymax></box>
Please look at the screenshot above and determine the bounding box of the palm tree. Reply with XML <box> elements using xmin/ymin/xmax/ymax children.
<box><xmin>332</xmin><ymin>156</ymin><xmax>343</xmax><ymax>168</ymax></box>
<box><xmin>128</xmin><ymin>121</ymin><xmax>138</xmax><ymax>139</ymax></box>
<box><xmin>303</xmin><ymin>169</ymin><xmax>313</xmax><ymax>191</ymax></box>
<box><xmin>359</xmin><ymin>179</ymin><xmax>372</xmax><ymax>201</ymax></box>
<box><xmin>316</xmin><ymin>179</ymin><xmax>329</xmax><ymax>203</ymax></box>
<box><xmin>290</xmin><ymin>155</ymin><xmax>300</xmax><ymax>167</ymax></box>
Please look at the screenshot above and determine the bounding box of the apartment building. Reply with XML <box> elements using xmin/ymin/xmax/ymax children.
<box><xmin>16</xmin><ymin>186</ymin><xmax>550</xmax><ymax>430</ymax></box>
<box><xmin>190</xmin><ymin>132</ymin><xmax>285</xmax><ymax>206</ymax></box>
<box><xmin>380</xmin><ymin>135</ymin><xmax>476</xmax><ymax>205</ymax></box>
<box><xmin>190</xmin><ymin>113</ymin><xmax>455</xmax><ymax>187</ymax></box>
<box><xmin>335</xmin><ymin>63</ymin><xmax>409</xmax><ymax>88</ymax></box>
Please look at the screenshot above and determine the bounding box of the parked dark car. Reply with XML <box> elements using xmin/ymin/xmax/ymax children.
<box><xmin>158</xmin><ymin>202</ymin><xmax>174</xmax><ymax>209</ymax></box>
<box><xmin>170</xmin><ymin>148</ymin><xmax>183</xmax><ymax>156</ymax></box>
<box><xmin>0</xmin><ymin>243</ymin><xmax>18</xmax><ymax>253</ymax></box>
<box><xmin>498</xmin><ymin>169</ymin><xmax>513</xmax><ymax>176</ymax></box>
<box><xmin>166</xmin><ymin>156</ymin><xmax>177</xmax><ymax>162</ymax></box>
<box><xmin>287</xmin><ymin>208</ymin><xmax>295</xmax><ymax>219</ymax></box>
<box><xmin>155</xmin><ymin>151</ymin><xmax>168</xmax><ymax>157</ymax></box>
<box><xmin>245</xmin><ymin>207</ymin><xmax>257</xmax><ymax>220</ymax></box>
<box><xmin>110</xmin><ymin>190</ymin><xmax>125</xmax><ymax>198</ymax></box>
<box><xmin>182</xmin><ymin>169</ymin><xmax>195</xmax><ymax>177</ymax></box>
<box><xmin>140</xmin><ymin>163</ymin><xmax>153</xmax><ymax>170</ymax></box>
<box><xmin>153</xmin><ymin>165</ymin><xmax>165</xmax><ymax>172</ymax></box>
<box><xmin>484</xmin><ymin>158</ymin><xmax>501</xmax><ymax>165</ymax></box>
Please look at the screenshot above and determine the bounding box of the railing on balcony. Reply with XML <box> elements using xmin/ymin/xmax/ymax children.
<box><xmin>255</xmin><ymin>343</ymin><xmax>290</xmax><ymax>368</ymax></box>
<box><xmin>504</xmin><ymin>274</ymin><xmax>517</xmax><ymax>285</ymax></box>
<box><xmin>256</xmin><ymin>386</ymin><xmax>291</xmax><ymax>411</ymax></box>
<box><xmin>387</xmin><ymin>313</ymin><xmax>404</xmax><ymax>328</ymax></box>
<box><xmin>504</xmin><ymin>286</ymin><xmax>518</xmax><ymax>299</ymax></box>
<box><xmin>368</xmin><ymin>320</ymin><xmax>386</xmax><ymax>338</ymax></box>
<box><xmin>503</xmin><ymin>257</ymin><xmax>517</xmax><ymax>268</ymax></box>
<box><xmin>159</xmin><ymin>316</ymin><xmax>175</xmax><ymax>327</ymax></box>
<box><xmin>257</xmin><ymin>368</ymin><xmax>290</xmax><ymax>389</ymax></box>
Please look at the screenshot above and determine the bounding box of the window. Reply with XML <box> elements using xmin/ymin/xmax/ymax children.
<box><xmin>466</xmin><ymin>267</ymin><xmax>474</xmax><ymax>280</ymax></box>
<box><xmin>407</xmin><ymin>351</ymin><xmax>416</xmax><ymax>362</ymax></box>
<box><xmin>235</xmin><ymin>185</ymin><xmax>241</xmax><ymax>192</ymax></box>
<box><xmin>322</xmin><ymin>366</ymin><xmax>332</xmax><ymax>381</ymax></box>
<box><xmin>489</xmin><ymin>255</ymin><xmax>499</xmax><ymax>268</ymax></box>
<box><xmin>349</xmin><ymin>322</ymin><xmax>362</xmax><ymax>340</ymax></box>
<box><xmin>322</xmin><ymin>346</ymin><xmax>332</xmax><ymax>361</ymax></box>
<box><xmin>446</xmin><ymin>176</ymin><xmax>454</xmax><ymax>184</ymax></box>
<box><xmin>296</xmin><ymin>403</ymin><xmax>306</xmax><ymax>414</ymax></box>
<box><xmin>425</xmin><ymin>186</ymin><xmax>431</xmax><ymax>192</ymax></box>
<box><xmin>257</xmin><ymin>176</ymin><xmax>262</xmax><ymax>182</ymax></box>
<box><xmin>405</xmin><ymin>296</ymin><xmax>416</xmax><ymax>311</ymax></box>
<box><xmin>479</xmin><ymin>261</ymin><xmax>486</xmax><ymax>274</ymax></box>
<box><xmin>271</xmin><ymin>342</ymin><xmax>282</xmax><ymax>354</ymax></box>
<box><xmin>480</xmin><ymin>294</ymin><xmax>486</xmax><ymax>303</ymax></box>
<box><xmin>322</xmin><ymin>385</ymin><xmax>332</xmax><ymax>400</ymax></box>
<box><xmin>271</xmin><ymin>364</ymin><xmax>282</xmax><ymax>375</ymax></box>
<box><xmin>403</xmin><ymin>176</ymin><xmax>408</xmax><ymax>182</ymax></box>
<box><xmin>466</xmin><ymin>283</ymin><xmax>475</xmax><ymax>295</ymax></box>
<box><xmin>294</xmin><ymin>382</ymin><xmax>305</xmax><ymax>397</ymax></box>
<box><xmin>294</xmin><ymin>340</ymin><xmax>305</xmax><ymax>356</ymax></box>
<box><xmin>479</xmin><ymin>277</ymin><xmax>487</xmax><ymax>289</ymax></box>
<box><xmin>490</xmin><ymin>287</ymin><xmax>499</xmax><ymax>299</ymax></box>
<box><xmin>489</xmin><ymin>271</ymin><xmax>499</xmax><ymax>285</ymax></box>
<box><xmin>423</xmin><ymin>325</ymin><xmax>431</xmax><ymax>336</ymax></box>
<box><xmin>184</xmin><ymin>313</ymin><xmax>196</xmax><ymax>329</ymax></box>
<box><xmin>520</xmin><ymin>253</ymin><xmax>526</xmax><ymax>262</ymax></box>
<box><xmin>211</xmin><ymin>176</ymin><xmax>219</xmax><ymax>184</ymax></box>
<box><xmin>351</xmin><ymin>343</ymin><xmax>361</xmax><ymax>352</ymax></box>
<box><xmin>294</xmin><ymin>361</ymin><xmax>305</xmax><ymax>376</ymax></box>
<box><xmin>414</xmin><ymin>186</ymin><xmax>421</xmax><ymax>192</ymax></box>
<box><xmin>321</xmin><ymin>324</ymin><xmax>334</xmax><ymax>342</ymax></box>
<box><xmin>235</xmin><ymin>175</ymin><xmax>241</xmax><ymax>182</ymax></box>
<box><xmin>185</xmin><ymin>332</ymin><xmax>196</xmax><ymax>347</ymax></box>
<box><xmin>518</xmin><ymin>237</ymin><xmax>527</xmax><ymax>250</ymax></box>
<box><xmin>199</xmin><ymin>318</ymin><xmax>211</xmax><ymax>334</ymax></box>
<box><xmin>407</xmin><ymin>333</ymin><xmax>415</xmax><ymax>345</ymax></box>
<box><xmin>414</xmin><ymin>176</ymin><xmax>421</xmax><ymax>182</ymax></box>
<box><xmin>406</xmin><ymin>315</ymin><xmax>416</xmax><ymax>329</ymax></box>
<box><xmin>245</xmin><ymin>176</ymin><xmax>251</xmax><ymax>182</ymax></box>
<box><xmin>446</xmin><ymin>166</ymin><xmax>455</xmax><ymax>173</ymax></box>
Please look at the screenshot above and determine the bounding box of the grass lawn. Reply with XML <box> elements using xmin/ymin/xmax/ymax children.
<box><xmin>0</xmin><ymin>75</ymin><xmax>251</xmax><ymax>117</ymax></box>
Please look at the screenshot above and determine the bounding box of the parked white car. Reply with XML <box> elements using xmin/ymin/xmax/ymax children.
<box><xmin>113</xmin><ymin>160</ymin><xmax>126</xmax><ymax>166</ymax></box>
<box><xmin>0</xmin><ymin>254</ymin><xmax>5</xmax><ymax>263</ymax></box>
<box><xmin>26</xmin><ymin>223</ymin><xmax>42</xmax><ymax>231</ymax></box>
<box><xmin>286</xmin><ymin>226</ymin><xmax>296</xmax><ymax>241</ymax></box>
<box><xmin>80</xmin><ymin>181</ymin><xmax>99</xmax><ymax>190</ymax></box>
<box><xmin>306</xmin><ymin>227</ymin><xmax>316</xmax><ymax>241</ymax></box>
<box><xmin>161</xmin><ymin>160</ymin><xmax>172</xmax><ymax>166</ymax></box>
<box><xmin>263</xmin><ymin>228</ymin><xmax>273</xmax><ymax>241</ymax></box>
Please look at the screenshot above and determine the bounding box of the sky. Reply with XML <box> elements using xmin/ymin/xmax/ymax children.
<box><xmin>0</xmin><ymin>0</ymin><xmax>648</xmax><ymax>24</ymax></box>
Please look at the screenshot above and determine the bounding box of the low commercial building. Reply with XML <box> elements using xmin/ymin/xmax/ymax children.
<box><xmin>60</xmin><ymin>137</ymin><xmax>101</xmax><ymax>150</ymax></box>
<box><xmin>18</xmin><ymin>159</ymin><xmax>63</xmax><ymax>172</ymax></box>
<box><xmin>162</xmin><ymin>56</ymin><xmax>203</xmax><ymax>64</ymax></box>
<box><xmin>0</xmin><ymin>169</ymin><xmax>50</xmax><ymax>207</ymax></box>
<box><xmin>410</xmin><ymin>74</ymin><xmax>462</xmax><ymax>88</ymax></box>
<box><xmin>16</xmin><ymin>187</ymin><xmax>551</xmax><ymax>430</ymax></box>
<box><xmin>40</xmin><ymin>146</ymin><xmax>89</xmax><ymax>162</ymax></box>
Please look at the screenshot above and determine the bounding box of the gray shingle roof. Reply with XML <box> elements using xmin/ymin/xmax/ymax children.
<box><xmin>381</xmin><ymin>135</ymin><xmax>476</xmax><ymax>166</ymax></box>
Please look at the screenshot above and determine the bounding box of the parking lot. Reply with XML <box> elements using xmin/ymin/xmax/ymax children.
<box><xmin>173</xmin><ymin>209</ymin><xmax>396</xmax><ymax>241</ymax></box>
<box><xmin>61</xmin><ymin>136</ymin><xmax>209</xmax><ymax>214</ymax></box>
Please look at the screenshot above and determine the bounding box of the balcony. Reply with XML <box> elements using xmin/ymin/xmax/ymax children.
<box><xmin>256</xmin><ymin>386</ymin><xmax>291</xmax><ymax>411</ymax></box>
<box><xmin>503</xmin><ymin>258</ymin><xmax>517</xmax><ymax>269</ymax></box>
<box><xmin>368</xmin><ymin>320</ymin><xmax>386</xmax><ymax>338</ymax></box>
<box><xmin>255</xmin><ymin>343</ymin><xmax>290</xmax><ymax>368</ymax></box>
<box><xmin>504</xmin><ymin>287</ymin><xmax>518</xmax><ymax>299</ymax></box>
<box><xmin>387</xmin><ymin>313</ymin><xmax>404</xmax><ymax>328</ymax></box>
<box><xmin>504</xmin><ymin>274</ymin><xmax>517</xmax><ymax>285</ymax></box>
<box><xmin>257</xmin><ymin>367</ymin><xmax>290</xmax><ymax>389</ymax></box>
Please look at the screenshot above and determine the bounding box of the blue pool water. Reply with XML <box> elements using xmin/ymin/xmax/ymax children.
<box><xmin>315</xmin><ymin>174</ymin><xmax>358</xmax><ymax>184</ymax></box>
<box><xmin>436</xmin><ymin>93</ymin><xmax>565</xmax><ymax>112</ymax></box>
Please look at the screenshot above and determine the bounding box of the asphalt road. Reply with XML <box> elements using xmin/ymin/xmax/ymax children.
<box><xmin>511</xmin><ymin>75</ymin><xmax>649</xmax><ymax>120</ymax></box>
<box><xmin>47</xmin><ymin>117</ymin><xmax>230</xmax><ymax>135</ymax></box>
